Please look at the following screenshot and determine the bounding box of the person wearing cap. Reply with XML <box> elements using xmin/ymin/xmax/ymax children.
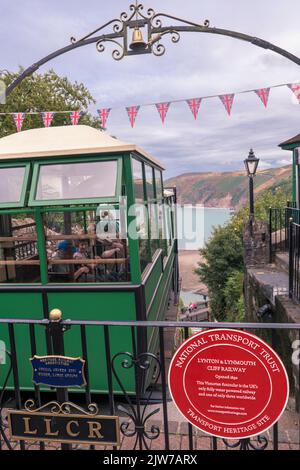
<box><xmin>50</xmin><ymin>240</ymin><xmax>76</xmax><ymax>278</ymax></box>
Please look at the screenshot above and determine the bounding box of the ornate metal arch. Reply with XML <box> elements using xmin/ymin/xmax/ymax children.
<box><xmin>4</xmin><ymin>3</ymin><xmax>300</xmax><ymax>97</ymax></box>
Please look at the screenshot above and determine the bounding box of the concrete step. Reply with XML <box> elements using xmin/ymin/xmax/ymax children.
<box><xmin>247</xmin><ymin>266</ymin><xmax>289</xmax><ymax>305</ymax></box>
<box><xmin>275</xmin><ymin>252</ymin><xmax>289</xmax><ymax>274</ymax></box>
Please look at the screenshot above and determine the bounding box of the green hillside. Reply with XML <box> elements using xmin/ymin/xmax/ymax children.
<box><xmin>165</xmin><ymin>166</ymin><xmax>292</xmax><ymax>209</ymax></box>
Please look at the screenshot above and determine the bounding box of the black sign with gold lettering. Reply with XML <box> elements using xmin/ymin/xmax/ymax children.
<box><xmin>8</xmin><ymin>410</ymin><xmax>120</xmax><ymax>446</ymax></box>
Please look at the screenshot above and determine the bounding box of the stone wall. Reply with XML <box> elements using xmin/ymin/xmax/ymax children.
<box><xmin>274</xmin><ymin>296</ymin><xmax>300</xmax><ymax>411</ymax></box>
<box><xmin>243</xmin><ymin>219</ymin><xmax>269</xmax><ymax>267</ymax></box>
<box><xmin>244</xmin><ymin>220</ymin><xmax>300</xmax><ymax>410</ymax></box>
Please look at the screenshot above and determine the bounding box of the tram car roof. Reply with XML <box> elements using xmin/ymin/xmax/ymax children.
<box><xmin>0</xmin><ymin>125</ymin><xmax>165</xmax><ymax>169</ymax></box>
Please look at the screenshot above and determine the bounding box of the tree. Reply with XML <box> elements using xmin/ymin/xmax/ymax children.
<box><xmin>0</xmin><ymin>69</ymin><xmax>98</xmax><ymax>138</ymax></box>
<box><xmin>195</xmin><ymin>224</ymin><xmax>244</xmax><ymax>321</ymax></box>
<box><xmin>224</xmin><ymin>270</ymin><xmax>245</xmax><ymax>322</ymax></box>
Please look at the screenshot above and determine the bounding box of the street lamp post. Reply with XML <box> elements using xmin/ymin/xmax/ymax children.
<box><xmin>244</xmin><ymin>149</ymin><xmax>260</xmax><ymax>233</ymax></box>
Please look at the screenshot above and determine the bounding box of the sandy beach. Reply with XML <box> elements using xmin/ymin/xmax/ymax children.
<box><xmin>178</xmin><ymin>250</ymin><xmax>208</xmax><ymax>294</ymax></box>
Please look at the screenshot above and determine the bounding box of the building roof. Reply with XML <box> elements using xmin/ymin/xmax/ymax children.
<box><xmin>0</xmin><ymin>125</ymin><xmax>164</xmax><ymax>169</ymax></box>
<box><xmin>279</xmin><ymin>133</ymin><xmax>300</xmax><ymax>148</ymax></box>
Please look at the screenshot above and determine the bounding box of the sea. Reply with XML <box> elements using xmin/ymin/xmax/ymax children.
<box><xmin>177</xmin><ymin>206</ymin><xmax>233</xmax><ymax>251</ymax></box>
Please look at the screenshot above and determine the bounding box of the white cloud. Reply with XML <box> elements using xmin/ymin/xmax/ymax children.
<box><xmin>1</xmin><ymin>0</ymin><xmax>300</xmax><ymax>176</ymax></box>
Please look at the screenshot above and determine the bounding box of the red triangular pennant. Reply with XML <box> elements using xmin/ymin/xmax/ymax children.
<box><xmin>97</xmin><ymin>108</ymin><xmax>111</xmax><ymax>128</ymax></box>
<box><xmin>186</xmin><ymin>98</ymin><xmax>201</xmax><ymax>120</ymax></box>
<box><xmin>219</xmin><ymin>94</ymin><xmax>235</xmax><ymax>116</ymax></box>
<box><xmin>70</xmin><ymin>111</ymin><xmax>81</xmax><ymax>125</ymax></box>
<box><xmin>156</xmin><ymin>102</ymin><xmax>170</xmax><ymax>124</ymax></box>
<box><xmin>41</xmin><ymin>112</ymin><xmax>55</xmax><ymax>127</ymax></box>
<box><xmin>13</xmin><ymin>113</ymin><xmax>25</xmax><ymax>132</ymax></box>
<box><xmin>126</xmin><ymin>106</ymin><xmax>140</xmax><ymax>128</ymax></box>
<box><xmin>288</xmin><ymin>84</ymin><xmax>300</xmax><ymax>103</ymax></box>
<box><xmin>255</xmin><ymin>88</ymin><xmax>270</xmax><ymax>108</ymax></box>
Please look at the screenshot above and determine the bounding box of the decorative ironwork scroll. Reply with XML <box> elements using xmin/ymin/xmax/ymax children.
<box><xmin>223</xmin><ymin>436</ymin><xmax>268</xmax><ymax>450</ymax></box>
<box><xmin>112</xmin><ymin>351</ymin><xmax>161</xmax><ymax>450</ymax></box>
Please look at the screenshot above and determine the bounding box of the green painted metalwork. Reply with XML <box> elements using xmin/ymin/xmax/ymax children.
<box><xmin>34</xmin><ymin>208</ymin><xmax>49</xmax><ymax>285</ymax></box>
<box><xmin>0</xmin><ymin>142</ymin><xmax>178</xmax><ymax>394</ymax></box>
<box><xmin>123</xmin><ymin>154</ymin><xmax>141</xmax><ymax>285</ymax></box>
<box><xmin>293</xmin><ymin>150</ymin><xmax>296</xmax><ymax>203</ymax></box>
<box><xmin>47</xmin><ymin>290</ymin><xmax>136</xmax><ymax>393</ymax></box>
<box><xmin>279</xmin><ymin>138</ymin><xmax>300</xmax><ymax>205</ymax></box>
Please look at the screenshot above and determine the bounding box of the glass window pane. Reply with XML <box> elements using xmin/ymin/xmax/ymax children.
<box><xmin>164</xmin><ymin>202</ymin><xmax>172</xmax><ymax>246</ymax></box>
<box><xmin>149</xmin><ymin>203</ymin><xmax>159</xmax><ymax>256</ymax></box>
<box><xmin>135</xmin><ymin>203</ymin><xmax>150</xmax><ymax>273</ymax></box>
<box><xmin>36</xmin><ymin>161</ymin><xmax>118</xmax><ymax>201</ymax></box>
<box><xmin>0</xmin><ymin>167</ymin><xmax>26</xmax><ymax>204</ymax></box>
<box><xmin>0</xmin><ymin>213</ymin><xmax>40</xmax><ymax>283</ymax></box>
<box><xmin>155</xmin><ymin>169</ymin><xmax>162</xmax><ymax>200</ymax></box>
<box><xmin>132</xmin><ymin>159</ymin><xmax>144</xmax><ymax>202</ymax></box>
<box><xmin>157</xmin><ymin>202</ymin><xmax>166</xmax><ymax>253</ymax></box>
<box><xmin>43</xmin><ymin>209</ymin><xmax>130</xmax><ymax>283</ymax></box>
<box><xmin>145</xmin><ymin>165</ymin><xmax>154</xmax><ymax>200</ymax></box>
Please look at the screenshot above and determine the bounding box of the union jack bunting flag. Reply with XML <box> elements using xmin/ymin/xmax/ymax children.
<box><xmin>70</xmin><ymin>111</ymin><xmax>82</xmax><ymax>125</ymax></box>
<box><xmin>98</xmin><ymin>108</ymin><xmax>111</xmax><ymax>128</ymax></box>
<box><xmin>41</xmin><ymin>112</ymin><xmax>55</xmax><ymax>127</ymax></box>
<box><xmin>13</xmin><ymin>113</ymin><xmax>25</xmax><ymax>132</ymax></box>
<box><xmin>156</xmin><ymin>102</ymin><xmax>171</xmax><ymax>124</ymax></box>
<box><xmin>186</xmin><ymin>98</ymin><xmax>201</xmax><ymax>120</ymax></box>
<box><xmin>254</xmin><ymin>88</ymin><xmax>270</xmax><ymax>108</ymax></box>
<box><xmin>126</xmin><ymin>106</ymin><xmax>140</xmax><ymax>128</ymax></box>
<box><xmin>219</xmin><ymin>94</ymin><xmax>235</xmax><ymax>116</ymax></box>
<box><xmin>287</xmin><ymin>84</ymin><xmax>300</xmax><ymax>104</ymax></box>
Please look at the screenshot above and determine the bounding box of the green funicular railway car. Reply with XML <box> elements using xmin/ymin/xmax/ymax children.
<box><xmin>0</xmin><ymin>125</ymin><xmax>178</xmax><ymax>394</ymax></box>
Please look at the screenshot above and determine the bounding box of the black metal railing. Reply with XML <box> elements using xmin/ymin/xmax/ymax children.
<box><xmin>269</xmin><ymin>205</ymin><xmax>300</xmax><ymax>303</ymax></box>
<box><xmin>0</xmin><ymin>317</ymin><xmax>299</xmax><ymax>451</ymax></box>
<box><xmin>269</xmin><ymin>206</ymin><xmax>300</xmax><ymax>262</ymax></box>
<box><xmin>289</xmin><ymin>220</ymin><xmax>300</xmax><ymax>303</ymax></box>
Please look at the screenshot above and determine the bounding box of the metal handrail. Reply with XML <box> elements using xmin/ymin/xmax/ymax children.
<box><xmin>0</xmin><ymin>317</ymin><xmax>299</xmax><ymax>329</ymax></box>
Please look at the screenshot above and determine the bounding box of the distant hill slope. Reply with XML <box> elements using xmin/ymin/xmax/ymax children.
<box><xmin>165</xmin><ymin>166</ymin><xmax>292</xmax><ymax>209</ymax></box>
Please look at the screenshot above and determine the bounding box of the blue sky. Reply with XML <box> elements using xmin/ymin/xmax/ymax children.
<box><xmin>1</xmin><ymin>0</ymin><xmax>300</xmax><ymax>177</ymax></box>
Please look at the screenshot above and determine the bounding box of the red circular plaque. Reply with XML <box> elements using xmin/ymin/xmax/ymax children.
<box><xmin>168</xmin><ymin>329</ymin><xmax>289</xmax><ymax>439</ymax></box>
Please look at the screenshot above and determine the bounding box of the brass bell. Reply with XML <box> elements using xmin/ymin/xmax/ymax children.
<box><xmin>129</xmin><ymin>26</ymin><xmax>147</xmax><ymax>51</ymax></box>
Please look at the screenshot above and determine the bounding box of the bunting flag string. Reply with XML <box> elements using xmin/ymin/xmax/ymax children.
<box><xmin>288</xmin><ymin>83</ymin><xmax>300</xmax><ymax>104</ymax></box>
<box><xmin>156</xmin><ymin>102</ymin><xmax>170</xmax><ymax>124</ymax></box>
<box><xmin>186</xmin><ymin>98</ymin><xmax>201</xmax><ymax>120</ymax></box>
<box><xmin>1</xmin><ymin>80</ymin><xmax>299</xmax><ymax>130</ymax></box>
<box><xmin>255</xmin><ymin>88</ymin><xmax>270</xmax><ymax>108</ymax></box>
<box><xmin>13</xmin><ymin>113</ymin><xmax>25</xmax><ymax>132</ymax></box>
<box><xmin>126</xmin><ymin>106</ymin><xmax>140</xmax><ymax>128</ymax></box>
<box><xmin>98</xmin><ymin>108</ymin><xmax>111</xmax><ymax>128</ymax></box>
<box><xmin>70</xmin><ymin>111</ymin><xmax>81</xmax><ymax>125</ymax></box>
<box><xmin>219</xmin><ymin>94</ymin><xmax>234</xmax><ymax>116</ymax></box>
<box><xmin>42</xmin><ymin>111</ymin><xmax>55</xmax><ymax>128</ymax></box>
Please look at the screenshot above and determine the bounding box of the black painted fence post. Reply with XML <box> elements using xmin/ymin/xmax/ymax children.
<box><xmin>289</xmin><ymin>218</ymin><xmax>294</xmax><ymax>299</ymax></box>
<box><xmin>48</xmin><ymin>309</ymin><xmax>71</xmax><ymax>450</ymax></box>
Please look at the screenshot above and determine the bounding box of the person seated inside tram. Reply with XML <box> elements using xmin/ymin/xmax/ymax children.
<box><xmin>50</xmin><ymin>240</ymin><xmax>89</xmax><ymax>282</ymax></box>
<box><xmin>73</xmin><ymin>241</ymin><xmax>90</xmax><ymax>281</ymax></box>
<box><xmin>49</xmin><ymin>240</ymin><xmax>75</xmax><ymax>280</ymax></box>
<box><xmin>87</xmin><ymin>222</ymin><xmax>127</xmax><ymax>281</ymax></box>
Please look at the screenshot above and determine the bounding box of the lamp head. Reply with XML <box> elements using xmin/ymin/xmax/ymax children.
<box><xmin>244</xmin><ymin>148</ymin><xmax>260</xmax><ymax>176</ymax></box>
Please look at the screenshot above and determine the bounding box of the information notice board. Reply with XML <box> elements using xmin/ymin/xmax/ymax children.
<box><xmin>168</xmin><ymin>329</ymin><xmax>289</xmax><ymax>439</ymax></box>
